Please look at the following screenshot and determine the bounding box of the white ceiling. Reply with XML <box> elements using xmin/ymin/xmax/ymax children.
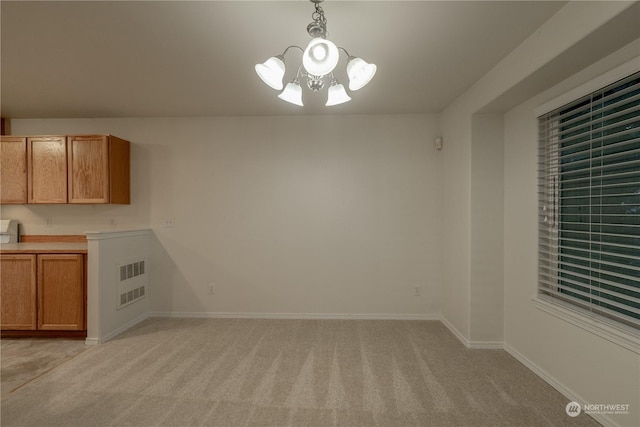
<box><xmin>1</xmin><ymin>0</ymin><xmax>569</xmax><ymax>118</ymax></box>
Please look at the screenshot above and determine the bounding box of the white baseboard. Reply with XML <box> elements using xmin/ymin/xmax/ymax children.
<box><xmin>149</xmin><ymin>311</ymin><xmax>440</xmax><ymax>321</ymax></box>
<box><xmin>468</xmin><ymin>341</ymin><xmax>503</xmax><ymax>349</ymax></box>
<box><xmin>439</xmin><ymin>316</ymin><xmax>504</xmax><ymax>349</ymax></box>
<box><xmin>97</xmin><ymin>312</ymin><xmax>152</xmax><ymax>344</ymax></box>
<box><xmin>439</xmin><ymin>315</ymin><xmax>471</xmax><ymax>347</ymax></box>
<box><xmin>503</xmin><ymin>343</ymin><xmax>618</xmax><ymax>427</ymax></box>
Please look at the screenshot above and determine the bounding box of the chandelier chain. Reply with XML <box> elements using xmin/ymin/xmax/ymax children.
<box><xmin>312</xmin><ymin>2</ymin><xmax>327</xmax><ymax>31</ymax></box>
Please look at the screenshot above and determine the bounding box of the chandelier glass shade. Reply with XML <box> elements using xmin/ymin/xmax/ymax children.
<box><xmin>255</xmin><ymin>56</ymin><xmax>286</xmax><ymax>90</ymax></box>
<box><xmin>255</xmin><ymin>0</ymin><xmax>376</xmax><ymax>107</ymax></box>
<box><xmin>326</xmin><ymin>79</ymin><xmax>351</xmax><ymax>106</ymax></box>
<box><xmin>278</xmin><ymin>80</ymin><xmax>304</xmax><ymax>106</ymax></box>
<box><xmin>346</xmin><ymin>57</ymin><xmax>377</xmax><ymax>91</ymax></box>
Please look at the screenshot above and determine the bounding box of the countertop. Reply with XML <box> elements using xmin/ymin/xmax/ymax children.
<box><xmin>0</xmin><ymin>242</ymin><xmax>88</xmax><ymax>254</ymax></box>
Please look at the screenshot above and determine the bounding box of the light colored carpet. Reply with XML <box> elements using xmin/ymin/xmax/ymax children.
<box><xmin>1</xmin><ymin>318</ymin><xmax>599</xmax><ymax>426</ymax></box>
<box><xmin>1</xmin><ymin>338</ymin><xmax>89</xmax><ymax>399</ymax></box>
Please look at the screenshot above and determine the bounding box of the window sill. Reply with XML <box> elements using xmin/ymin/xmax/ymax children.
<box><xmin>532</xmin><ymin>296</ymin><xmax>640</xmax><ymax>355</ymax></box>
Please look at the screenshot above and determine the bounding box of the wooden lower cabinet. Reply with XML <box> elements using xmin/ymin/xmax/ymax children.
<box><xmin>0</xmin><ymin>253</ymin><xmax>85</xmax><ymax>335</ymax></box>
<box><xmin>0</xmin><ymin>255</ymin><xmax>37</xmax><ymax>329</ymax></box>
<box><xmin>37</xmin><ymin>254</ymin><xmax>85</xmax><ymax>331</ymax></box>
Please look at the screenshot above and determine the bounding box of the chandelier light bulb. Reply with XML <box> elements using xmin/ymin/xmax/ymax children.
<box><xmin>303</xmin><ymin>38</ymin><xmax>339</xmax><ymax>77</ymax></box>
<box><xmin>311</xmin><ymin>44</ymin><xmax>327</xmax><ymax>61</ymax></box>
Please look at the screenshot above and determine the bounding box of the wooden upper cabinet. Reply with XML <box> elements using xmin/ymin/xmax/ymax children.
<box><xmin>68</xmin><ymin>135</ymin><xmax>130</xmax><ymax>204</ymax></box>
<box><xmin>28</xmin><ymin>136</ymin><xmax>68</xmax><ymax>203</ymax></box>
<box><xmin>0</xmin><ymin>254</ymin><xmax>37</xmax><ymax>330</ymax></box>
<box><xmin>67</xmin><ymin>135</ymin><xmax>108</xmax><ymax>203</ymax></box>
<box><xmin>108</xmin><ymin>136</ymin><xmax>131</xmax><ymax>204</ymax></box>
<box><xmin>0</xmin><ymin>137</ymin><xmax>28</xmax><ymax>204</ymax></box>
<box><xmin>0</xmin><ymin>134</ymin><xmax>130</xmax><ymax>205</ymax></box>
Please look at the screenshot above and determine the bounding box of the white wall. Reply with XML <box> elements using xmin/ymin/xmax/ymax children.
<box><xmin>503</xmin><ymin>45</ymin><xmax>640</xmax><ymax>427</ymax></box>
<box><xmin>440</xmin><ymin>110</ymin><xmax>505</xmax><ymax>347</ymax></box>
<box><xmin>470</xmin><ymin>114</ymin><xmax>504</xmax><ymax>345</ymax></box>
<box><xmin>438</xmin><ymin>1</ymin><xmax>639</xmax><ymax>425</ymax></box>
<box><xmin>439</xmin><ymin>0</ymin><xmax>638</xmax><ymax>344</ymax></box>
<box><xmin>5</xmin><ymin>114</ymin><xmax>442</xmax><ymax>317</ymax></box>
<box><xmin>439</xmin><ymin>102</ymin><xmax>471</xmax><ymax>339</ymax></box>
<box><xmin>86</xmin><ymin>229</ymin><xmax>151</xmax><ymax>344</ymax></box>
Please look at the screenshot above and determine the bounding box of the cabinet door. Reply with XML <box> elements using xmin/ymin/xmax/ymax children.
<box><xmin>37</xmin><ymin>254</ymin><xmax>85</xmax><ymax>331</ymax></box>
<box><xmin>68</xmin><ymin>135</ymin><xmax>109</xmax><ymax>203</ymax></box>
<box><xmin>1</xmin><ymin>255</ymin><xmax>37</xmax><ymax>330</ymax></box>
<box><xmin>28</xmin><ymin>136</ymin><xmax>68</xmax><ymax>203</ymax></box>
<box><xmin>0</xmin><ymin>137</ymin><xmax>28</xmax><ymax>204</ymax></box>
<box><xmin>108</xmin><ymin>136</ymin><xmax>131</xmax><ymax>204</ymax></box>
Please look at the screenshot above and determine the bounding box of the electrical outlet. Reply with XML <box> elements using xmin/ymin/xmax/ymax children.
<box><xmin>414</xmin><ymin>286</ymin><xmax>422</xmax><ymax>296</ymax></box>
<box><xmin>208</xmin><ymin>283</ymin><xmax>216</xmax><ymax>294</ymax></box>
<box><xmin>163</xmin><ymin>217</ymin><xmax>175</xmax><ymax>228</ymax></box>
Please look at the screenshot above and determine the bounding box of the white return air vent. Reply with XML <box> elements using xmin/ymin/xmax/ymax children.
<box><xmin>117</xmin><ymin>258</ymin><xmax>147</xmax><ymax>309</ymax></box>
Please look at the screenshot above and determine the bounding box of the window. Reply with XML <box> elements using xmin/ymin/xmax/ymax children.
<box><xmin>538</xmin><ymin>71</ymin><xmax>640</xmax><ymax>332</ymax></box>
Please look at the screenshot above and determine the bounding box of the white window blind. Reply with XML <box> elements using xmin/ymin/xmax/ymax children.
<box><xmin>538</xmin><ymin>71</ymin><xmax>640</xmax><ymax>331</ymax></box>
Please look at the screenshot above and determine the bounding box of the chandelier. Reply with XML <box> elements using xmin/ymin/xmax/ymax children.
<box><xmin>255</xmin><ymin>0</ymin><xmax>377</xmax><ymax>107</ymax></box>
